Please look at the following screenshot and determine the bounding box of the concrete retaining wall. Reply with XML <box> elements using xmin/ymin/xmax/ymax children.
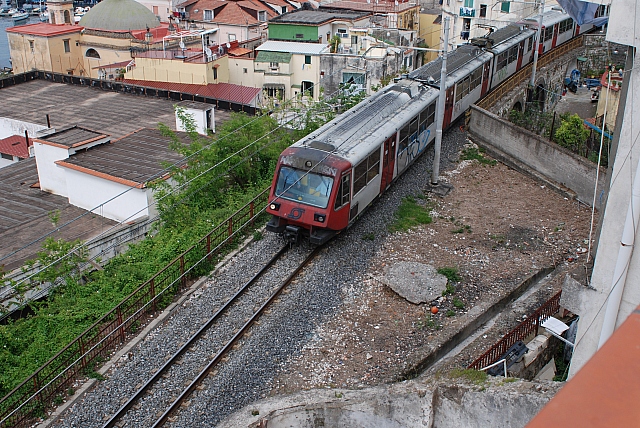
<box><xmin>468</xmin><ymin>105</ymin><xmax>608</xmax><ymax>209</ymax></box>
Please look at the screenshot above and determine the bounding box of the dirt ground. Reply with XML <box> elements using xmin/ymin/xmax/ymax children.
<box><xmin>270</xmin><ymin>142</ymin><xmax>593</xmax><ymax>394</ymax></box>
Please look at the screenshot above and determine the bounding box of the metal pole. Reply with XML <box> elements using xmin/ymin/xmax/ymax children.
<box><xmin>431</xmin><ymin>16</ymin><xmax>449</xmax><ymax>185</ymax></box>
<box><xmin>530</xmin><ymin>0</ymin><xmax>545</xmax><ymax>88</ymax></box>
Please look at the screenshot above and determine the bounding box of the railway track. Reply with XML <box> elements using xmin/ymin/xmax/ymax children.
<box><xmin>101</xmin><ymin>244</ymin><xmax>320</xmax><ymax>428</ymax></box>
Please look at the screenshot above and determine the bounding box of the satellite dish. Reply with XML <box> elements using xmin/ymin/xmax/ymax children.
<box><xmin>179</xmin><ymin>40</ymin><xmax>185</xmax><ymax>49</ymax></box>
<box><xmin>394</xmin><ymin>0</ymin><xmax>398</xmax><ymax>5</ymax></box>
<box><xmin>205</xmin><ymin>47</ymin><xmax>213</xmax><ymax>59</ymax></box>
<box><xmin>226</xmin><ymin>42</ymin><xmax>231</xmax><ymax>49</ymax></box>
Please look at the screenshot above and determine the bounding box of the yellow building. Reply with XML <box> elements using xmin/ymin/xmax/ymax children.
<box><xmin>419</xmin><ymin>9</ymin><xmax>442</xmax><ymax>63</ymax></box>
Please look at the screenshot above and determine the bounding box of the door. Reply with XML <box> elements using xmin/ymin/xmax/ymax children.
<box><xmin>379</xmin><ymin>135</ymin><xmax>396</xmax><ymax>192</ymax></box>
<box><xmin>443</xmin><ymin>86</ymin><xmax>455</xmax><ymax>128</ymax></box>
<box><xmin>481</xmin><ymin>61</ymin><xmax>491</xmax><ymax>95</ymax></box>
<box><xmin>551</xmin><ymin>24</ymin><xmax>559</xmax><ymax>48</ymax></box>
<box><xmin>516</xmin><ymin>41</ymin><xmax>525</xmax><ymax>70</ymax></box>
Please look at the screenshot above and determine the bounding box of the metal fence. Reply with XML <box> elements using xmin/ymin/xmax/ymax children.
<box><xmin>0</xmin><ymin>187</ymin><xmax>270</xmax><ymax>427</ymax></box>
<box><xmin>476</xmin><ymin>36</ymin><xmax>584</xmax><ymax>110</ymax></box>
<box><xmin>468</xmin><ymin>290</ymin><xmax>562</xmax><ymax>370</ymax></box>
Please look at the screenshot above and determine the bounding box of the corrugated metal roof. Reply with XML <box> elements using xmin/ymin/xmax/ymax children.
<box><xmin>255</xmin><ymin>51</ymin><xmax>292</xmax><ymax>63</ymax></box>
<box><xmin>0</xmin><ymin>135</ymin><xmax>29</xmax><ymax>159</ymax></box>
<box><xmin>122</xmin><ymin>79</ymin><xmax>261</xmax><ymax>106</ymax></box>
<box><xmin>256</xmin><ymin>41</ymin><xmax>328</xmax><ymax>55</ymax></box>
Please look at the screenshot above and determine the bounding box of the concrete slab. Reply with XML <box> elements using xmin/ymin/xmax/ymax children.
<box><xmin>381</xmin><ymin>261</ymin><xmax>447</xmax><ymax>304</ymax></box>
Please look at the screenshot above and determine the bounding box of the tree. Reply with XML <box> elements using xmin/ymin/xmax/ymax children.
<box><xmin>554</xmin><ymin>114</ymin><xmax>590</xmax><ymax>155</ymax></box>
<box><xmin>330</xmin><ymin>35</ymin><xmax>341</xmax><ymax>53</ymax></box>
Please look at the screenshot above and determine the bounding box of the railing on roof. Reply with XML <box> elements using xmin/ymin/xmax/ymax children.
<box><xmin>0</xmin><ymin>187</ymin><xmax>270</xmax><ymax>427</ymax></box>
<box><xmin>468</xmin><ymin>290</ymin><xmax>562</xmax><ymax>370</ymax></box>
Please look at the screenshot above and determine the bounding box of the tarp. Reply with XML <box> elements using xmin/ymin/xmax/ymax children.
<box><xmin>556</xmin><ymin>0</ymin><xmax>609</xmax><ymax>26</ymax></box>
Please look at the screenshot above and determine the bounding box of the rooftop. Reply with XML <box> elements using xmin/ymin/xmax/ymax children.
<box><xmin>5</xmin><ymin>23</ymin><xmax>83</xmax><ymax>37</ymax></box>
<box><xmin>35</xmin><ymin>125</ymin><xmax>109</xmax><ymax>148</ymax></box>
<box><xmin>0</xmin><ymin>135</ymin><xmax>29</xmax><ymax>158</ymax></box>
<box><xmin>319</xmin><ymin>0</ymin><xmax>417</xmax><ymax>14</ymax></box>
<box><xmin>410</xmin><ymin>45</ymin><xmax>485</xmax><ymax>84</ymax></box>
<box><xmin>256</xmin><ymin>40</ymin><xmax>328</xmax><ymax>55</ymax></box>
<box><xmin>269</xmin><ymin>9</ymin><xmax>370</xmax><ymax>25</ymax></box>
<box><xmin>57</xmin><ymin>128</ymin><xmax>189</xmax><ymax>188</ymax></box>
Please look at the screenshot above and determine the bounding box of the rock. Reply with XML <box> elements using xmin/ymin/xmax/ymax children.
<box><xmin>381</xmin><ymin>262</ymin><xmax>448</xmax><ymax>304</ymax></box>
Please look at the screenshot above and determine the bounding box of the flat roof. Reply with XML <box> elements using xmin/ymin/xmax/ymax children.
<box><xmin>256</xmin><ymin>40</ymin><xmax>328</xmax><ymax>55</ymax></box>
<box><xmin>36</xmin><ymin>125</ymin><xmax>108</xmax><ymax>148</ymax></box>
<box><xmin>5</xmin><ymin>23</ymin><xmax>83</xmax><ymax>37</ymax></box>
<box><xmin>269</xmin><ymin>9</ymin><xmax>371</xmax><ymax>25</ymax></box>
<box><xmin>58</xmin><ymin>128</ymin><xmax>190</xmax><ymax>187</ymax></box>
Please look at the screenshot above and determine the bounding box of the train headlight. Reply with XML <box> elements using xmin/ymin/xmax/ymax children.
<box><xmin>314</xmin><ymin>213</ymin><xmax>325</xmax><ymax>223</ymax></box>
<box><xmin>269</xmin><ymin>202</ymin><xmax>280</xmax><ymax>211</ymax></box>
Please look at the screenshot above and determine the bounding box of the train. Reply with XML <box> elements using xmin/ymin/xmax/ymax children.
<box><xmin>266</xmin><ymin>9</ymin><xmax>604</xmax><ymax>245</ymax></box>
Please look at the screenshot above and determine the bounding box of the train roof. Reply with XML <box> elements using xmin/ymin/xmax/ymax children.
<box><xmin>292</xmin><ymin>81</ymin><xmax>438</xmax><ymax>164</ymax></box>
<box><xmin>471</xmin><ymin>24</ymin><xmax>535</xmax><ymax>51</ymax></box>
<box><xmin>521</xmin><ymin>9</ymin><xmax>569</xmax><ymax>28</ymax></box>
<box><xmin>409</xmin><ymin>45</ymin><xmax>487</xmax><ymax>85</ymax></box>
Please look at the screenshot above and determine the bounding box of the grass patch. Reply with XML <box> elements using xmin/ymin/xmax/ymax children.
<box><xmin>453</xmin><ymin>297</ymin><xmax>465</xmax><ymax>309</ymax></box>
<box><xmin>389</xmin><ymin>196</ymin><xmax>433</xmax><ymax>232</ymax></box>
<box><xmin>361</xmin><ymin>232</ymin><xmax>375</xmax><ymax>241</ymax></box>
<box><xmin>437</xmin><ymin>267</ymin><xmax>461</xmax><ymax>283</ymax></box>
<box><xmin>460</xmin><ymin>147</ymin><xmax>497</xmax><ymax>166</ymax></box>
<box><xmin>442</xmin><ymin>283</ymin><xmax>456</xmax><ymax>297</ymax></box>
<box><xmin>253</xmin><ymin>230</ymin><xmax>263</xmax><ymax>241</ymax></box>
<box><xmin>446</xmin><ymin>309</ymin><xmax>456</xmax><ymax>317</ymax></box>
<box><xmin>450</xmin><ymin>368</ymin><xmax>487</xmax><ymax>385</ymax></box>
<box><xmin>416</xmin><ymin>314</ymin><xmax>441</xmax><ymax>330</ymax></box>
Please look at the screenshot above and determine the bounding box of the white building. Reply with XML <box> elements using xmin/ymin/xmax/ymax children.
<box><xmin>567</xmin><ymin>0</ymin><xmax>638</xmax><ymax>378</ymax></box>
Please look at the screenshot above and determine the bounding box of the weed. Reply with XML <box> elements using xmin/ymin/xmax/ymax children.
<box><xmin>67</xmin><ymin>388</ymin><xmax>75</xmax><ymax>396</ymax></box>
<box><xmin>437</xmin><ymin>267</ymin><xmax>461</xmax><ymax>283</ymax></box>
<box><xmin>446</xmin><ymin>309</ymin><xmax>456</xmax><ymax>317</ymax></box>
<box><xmin>129</xmin><ymin>320</ymin><xmax>140</xmax><ymax>334</ymax></box>
<box><xmin>87</xmin><ymin>371</ymin><xmax>105</xmax><ymax>381</ymax></box>
<box><xmin>54</xmin><ymin>395</ymin><xmax>64</xmax><ymax>405</ymax></box>
<box><xmin>449</xmin><ymin>368</ymin><xmax>487</xmax><ymax>385</ymax></box>
<box><xmin>251</xmin><ymin>410</ymin><xmax>260</xmax><ymax>416</ymax></box>
<box><xmin>335</xmin><ymin>391</ymin><xmax>343</xmax><ymax>398</ymax></box>
<box><xmin>452</xmin><ymin>227</ymin><xmax>465</xmax><ymax>234</ymax></box>
<box><xmin>442</xmin><ymin>283</ymin><xmax>456</xmax><ymax>296</ymax></box>
<box><xmin>459</xmin><ymin>147</ymin><xmax>497</xmax><ymax>166</ymax></box>
<box><xmin>416</xmin><ymin>314</ymin><xmax>441</xmax><ymax>330</ymax></box>
<box><xmin>361</xmin><ymin>232</ymin><xmax>375</xmax><ymax>241</ymax></box>
<box><xmin>253</xmin><ymin>230</ymin><xmax>263</xmax><ymax>241</ymax></box>
<box><xmin>453</xmin><ymin>297</ymin><xmax>465</xmax><ymax>309</ymax></box>
<box><xmin>389</xmin><ymin>196</ymin><xmax>432</xmax><ymax>232</ymax></box>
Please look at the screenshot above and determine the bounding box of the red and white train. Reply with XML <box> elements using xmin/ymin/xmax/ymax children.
<box><xmin>266</xmin><ymin>10</ymin><xmax>604</xmax><ymax>244</ymax></box>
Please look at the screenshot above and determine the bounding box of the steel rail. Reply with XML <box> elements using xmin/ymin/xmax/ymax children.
<box><xmin>101</xmin><ymin>245</ymin><xmax>290</xmax><ymax>428</ymax></box>
<box><xmin>152</xmin><ymin>245</ymin><xmax>322</xmax><ymax>427</ymax></box>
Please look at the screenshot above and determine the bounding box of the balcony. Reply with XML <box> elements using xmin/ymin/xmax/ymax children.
<box><xmin>460</xmin><ymin>7</ymin><xmax>475</xmax><ymax>17</ymax></box>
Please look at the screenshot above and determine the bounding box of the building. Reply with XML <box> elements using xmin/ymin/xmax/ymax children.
<box><xmin>418</xmin><ymin>9</ymin><xmax>442</xmax><ymax>63</ymax></box>
<box><xmin>0</xmin><ymin>135</ymin><xmax>32</xmax><ymax>168</ymax></box>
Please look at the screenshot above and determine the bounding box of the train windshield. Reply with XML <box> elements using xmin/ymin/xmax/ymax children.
<box><xmin>275</xmin><ymin>166</ymin><xmax>334</xmax><ymax>209</ymax></box>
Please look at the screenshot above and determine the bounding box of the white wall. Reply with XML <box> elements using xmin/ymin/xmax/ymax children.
<box><xmin>135</xmin><ymin>0</ymin><xmax>172</xmax><ymax>21</ymax></box>
<box><xmin>176</xmin><ymin>106</ymin><xmax>215</xmax><ymax>135</ymax></box>
<box><xmin>64</xmin><ymin>168</ymin><xmax>150</xmax><ymax>222</ymax></box>
<box><xmin>0</xmin><ymin>157</ymin><xmax>15</xmax><ymax>168</ymax></box>
<box><xmin>33</xmin><ymin>142</ymin><xmax>70</xmax><ymax>196</ymax></box>
<box><xmin>0</xmin><ymin>117</ymin><xmax>47</xmax><ymax>140</ymax></box>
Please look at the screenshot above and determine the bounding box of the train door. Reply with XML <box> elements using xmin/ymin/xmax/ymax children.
<box><xmin>481</xmin><ymin>61</ymin><xmax>491</xmax><ymax>96</ymax></box>
<box><xmin>575</xmin><ymin>24</ymin><xmax>581</xmax><ymax>35</ymax></box>
<box><xmin>516</xmin><ymin>41</ymin><xmax>525</xmax><ymax>70</ymax></box>
<box><xmin>379</xmin><ymin>135</ymin><xmax>396</xmax><ymax>192</ymax></box>
<box><xmin>443</xmin><ymin>86</ymin><xmax>455</xmax><ymax>128</ymax></box>
<box><xmin>551</xmin><ymin>24</ymin><xmax>559</xmax><ymax>48</ymax></box>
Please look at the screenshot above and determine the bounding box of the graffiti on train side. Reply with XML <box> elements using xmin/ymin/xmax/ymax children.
<box><xmin>397</xmin><ymin>128</ymin><xmax>431</xmax><ymax>171</ymax></box>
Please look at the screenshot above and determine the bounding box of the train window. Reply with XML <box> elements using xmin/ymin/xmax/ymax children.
<box><xmin>409</xmin><ymin>117</ymin><xmax>418</xmax><ymax>137</ymax></box>
<box><xmin>334</xmin><ymin>174</ymin><xmax>351</xmax><ymax>210</ymax></box>
<box><xmin>353</xmin><ymin>148</ymin><xmax>381</xmax><ymax>195</ymax></box>
<box><xmin>275</xmin><ymin>167</ymin><xmax>334</xmax><ymax>208</ymax></box>
<box><xmin>526</xmin><ymin>36</ymin><xmax>534</xmax><ymax>52</ymax></box>
<box><xmin>427</xmin><ymin>102</ymin><xmax>436</xmax><ymax>126</ymax></box>
<box><xmin>455</xmin><ymin>76</ymin><xmax>471</xmax><ymax>102</ymax></box>
<box><xmin>544</xmin><ymin>26</ymin><xmax>554</xmax><ymax>41</ymax></box>
<box><xmin>367</xmin><ymin>149</ymin><xmax>381</xmax><ymax>182</ymax></box>
<box><xmin>496</xmin><ymin>52</ymin><xmax>508</xmax><ymax>71</ymax></box>
<box><xmin>507</xmin><ymin>46</ymin><xmax>518</xmax><ymax>64</ymax></box>
<box><xmin>399</xmin><ymin>123</ymin><xmax>410</xmax><ymax>152</ymax></box>
<box><xmin>470</xmin><ymin>67</ymin><xmax>482</xmax><ymax>91</ymax></box>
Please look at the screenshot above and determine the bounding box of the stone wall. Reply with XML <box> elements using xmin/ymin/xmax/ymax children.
<box><xmin>468</xmin><ymin>105</ymin><xmax>608</xmax><ymax>209</ymax></box>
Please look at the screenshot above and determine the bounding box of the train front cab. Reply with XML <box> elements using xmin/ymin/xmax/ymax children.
<box><xmin>266</xmin><ymin>149</ymin><xmax>352</xmax><ymax>245</ymax></box>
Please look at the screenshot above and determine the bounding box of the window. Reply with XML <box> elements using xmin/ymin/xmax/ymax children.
<box><xmin>304</xmin><ymin>55</ymin><xmax>311</xmax><ymax>65</ymax></box>
<box><xmin>507</xmin><ymin>45</ymin><xmax>518</xmax><ymax>64</ymax></box>
<box><xmin>479</xmin><ymin>4</ymin><xmax>487</xmax><ymax>17</ymax></box>
<box><xmin>351</xmin><ymin>35</ymin><xmax>358</xmax><ymax>45</ymax></box>
<box><xmin>455</xmin><ymin>76</ymin><xmax>471</xmax><ymax>102</ymax></box>
<box><xmin>275</xmin><ymin>167</ymin><xmax>334</xmax><ymax>209</ymax></box>
<box><xmin>243</xmin><ymin>68</ymin><xmax>247</xmax><ymax>73</ymax></box>
<box><xmin>464</xmin><ymin>0</ymin><xmax>473</xmax><ymax>7</ymax></box>
<box><xmin>496</xmin><ymin>51</ymin><xmax>507</xmax><ymax>71</ymax></box>
<box><xmin>28</xmin><ymin>40</ymin><xmax>34</xmax><ymax>53</ymax></box>
<box><xmin>334</xmin><ymin>174</ymin><xmax>351</xmax><ymax>209</ymax></box>
<box><xmin>213</xmin><ymin>67</ymin><xmax>217</xmax><ymax>79</ymax></box>
<box><xmin>500</xmin><ymin>1</ymin><xmax>510</xmax><ymax>12</ymax></box>
<box><xmin>258</xmin><ymin>10</ymin><xmax>266</xmax><ymax>21</ymax></box>
<box><xmin>86</xmin><ymin>48</ymin><xmax>100</xmax><ymax>58</ymax></box>
<box><xmin>282</xmin><ymin>6</ymin><xmax>287</xmax><ymax>13</ymax></box>
<box><xmin>419</xmin><ymin>102</ymin><xmax>436</xmax><ymax>132</ymax></box>
<box><xmin>353</xmin><ymin>149</ymin><xmax>381</xmax><ymax>195</ymax></box>
<box><xmin>228</xmin><ymin>34</ymin><xmax>237</xmax><ymax>42</ymax></box>
<box><xmin>337</xmin><ymin>28</ymin><xmax>348</xmax><ymax>38</ymax></box>
<box><xmin>63</xmin><ymin>39</ymin><xmax>70</xmax><ymax>53</ymax></box>
<box><xmin>526</xmin><ymin>36</ymin><xmax>534</xmax><ymax>52</ymax></box>
<box><xmin>204</xmin><ymin>9</ymin><xmax>213</xmax><ymax>20</ymax></box>
<box><xmin>302</xmin><ymin>81</ymin><xmax>313</xmax><ymax>97</ymax></box>
<box><xmin>270</xmin><ymin>62</ymin><xmax>279</xmax><ymax>69</ymax></box>
<box><xmin>470</xmin><ymin>66</ymin><xmax>482</xmax><ymax>90</ymax></box>
<box><xmin>544</xmin><ymin>26</ymin><xmax>554</xmax><ymax>41</ymax></box>
<box><xmin>295</xmin><ymin>33</ymin><xmax>304</xmax><ymax>38</ymax></box>
<box><xmin>1</xmin><ymin>153</ymin><xmax>12</xmax><ymax>161</ymax></box>
<box><xmin>153</xmin><ymin>5</ymin><xmax>158</xmax><ymax>14</ymax></box>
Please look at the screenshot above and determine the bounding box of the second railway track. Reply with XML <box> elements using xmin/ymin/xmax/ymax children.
<box><xmin>101</xmin><ymin>243</ymin><xmax>319</xmax><ymax>428</ymax></box>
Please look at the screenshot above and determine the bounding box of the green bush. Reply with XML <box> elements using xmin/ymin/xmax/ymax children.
<box><xmin>554</xmin><ymin>114</ymin><xmax>590</xmax><ymax>155</ymax></box>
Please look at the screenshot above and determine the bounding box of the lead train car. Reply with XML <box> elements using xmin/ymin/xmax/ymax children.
<box><xmin>266</xmin><ymin>8</ymin><xmax>601</xmax><ymax>245</ymax></box>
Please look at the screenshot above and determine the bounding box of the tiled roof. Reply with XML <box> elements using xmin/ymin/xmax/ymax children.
<box><xmin>0</xmin><ymin>135</ymin><xmax>29</xmax><ymax>159</ymax></box>
<box><xmin>122</xmin><ymin>79</ymin><xmax>262</xmax><ymax>105</ymax></box>
<box><xmin>57</xmin><ymin>128</ymin><xmax>189</xmax><ymax>187</ymax></box>
<box><xmin>256</xmin><ymin>40</ymin><xmax>328</xmax><ymax>55</ymax></box>
<box><xmin>255</xmin><ymin>51</ymin><xmax>292</xmax><ymax>63</ymax></box>
<box><xmin>5</xmin><ymin>23</ymin><xmax>83</xmax><ymax>37</ymax></box>
<box><xmin>186</xmin><ymin>0</ymin><xmax>275</xmax><ymax>25</ymax></box>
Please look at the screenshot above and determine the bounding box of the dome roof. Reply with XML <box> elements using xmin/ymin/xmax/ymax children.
<box><xmin>79</xmin><ymin>0</ymin><xmax>161</xmax><ymax>31</ymax></box>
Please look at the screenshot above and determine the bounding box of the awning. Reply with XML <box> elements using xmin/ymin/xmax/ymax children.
<box><xmin>263</xmin><ymin>83</ymin><xmax>285</xmax><ymax>89</ymax></box>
